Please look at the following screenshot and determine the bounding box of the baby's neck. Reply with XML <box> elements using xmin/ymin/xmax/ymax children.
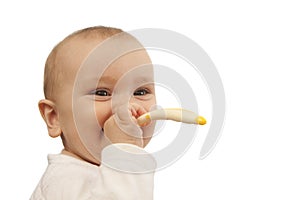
<box><xmin>61</xmin><ymin>149</ymin><xmax>100</xmax><ymax>166</ymax></box>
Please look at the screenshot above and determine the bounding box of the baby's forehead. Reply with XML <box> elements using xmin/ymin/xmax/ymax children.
<box><xmin>54</xmin><ymin>37</ymin><xmax>107</xmax><ymax>79</ymax></box>
<box><xmin>76</xmin><ymin>48</ymin><xmax>153</xmax><ymax>86</ymax></box>
<box><xmin>60</xmin><ymin>34</ymin><xmax>148</xmax><ymax>70</ymax></box>
<box><xmin>55</xmin><ymin>35</ymin><xmax>153</xmax><ymax>88</ymax></box>
<box><xmin>66</xmin><ymin>36</ymin><xmax>150</xmax><ymax>73</ymax></box>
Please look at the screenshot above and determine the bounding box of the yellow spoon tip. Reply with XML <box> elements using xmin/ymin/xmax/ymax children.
<box><xmin>196</xmin><ymin>116</ymin><xmax>206</xmax><ymax>125</ymax></box>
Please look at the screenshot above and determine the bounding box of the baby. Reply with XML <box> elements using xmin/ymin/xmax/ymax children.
<box><xmin>31</xmin><ymin>26</ymin><xmax>157</xmax><ymax>199</ymax></box>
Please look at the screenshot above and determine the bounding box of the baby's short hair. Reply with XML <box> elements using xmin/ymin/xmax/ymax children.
<box><xmin>43</xmin><ymin>26</ymin><xmax>123</xmax><ymax>99</ymax></box>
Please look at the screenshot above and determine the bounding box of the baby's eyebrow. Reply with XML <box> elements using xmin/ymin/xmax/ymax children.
<box><xmin>98</xmin><ymin>76</ymin><xmax>118</xmax><ymax>84</ymax></box>
<box><xmin>92</xmin><ymin>75</ymin><xmax>154</xmax><ymax>89</ymax></box>
<box><xmin>134</xmin><ymin>76</ymin><xmax>155</xmax><ymax>84</ymax></box>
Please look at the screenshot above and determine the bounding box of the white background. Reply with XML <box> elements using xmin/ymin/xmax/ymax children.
<box><xmin>1</xmin><ymin>0</ymin><xmax>299</xmax><ymax>199</ymax></box>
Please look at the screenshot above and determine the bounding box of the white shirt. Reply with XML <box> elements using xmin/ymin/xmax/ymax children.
<box><xmin>30</xmin><ymin>144</ymin><xmax>156</xmax><ymax>200</ymax></box>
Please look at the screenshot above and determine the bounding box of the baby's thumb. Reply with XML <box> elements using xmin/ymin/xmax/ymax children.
<box><xmin>113</xmin><ymin>104</ymin><xmax>143</xmax><ymax>138</ymax></box>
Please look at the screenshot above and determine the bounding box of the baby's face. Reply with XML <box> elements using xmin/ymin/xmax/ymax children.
<box><xmin>53</xmin><ymin>37</ymin><xmax>156</xmax><ymax>164</ymax></box>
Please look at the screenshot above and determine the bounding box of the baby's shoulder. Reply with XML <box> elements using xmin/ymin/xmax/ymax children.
<box><xmin>44</xmin><ymin>154</ymin><xmax>98</xmax><ymax>186</ymax></box>
<box><xmin>35</xmin><ymin>154</ymin><xmax>99</xmax><ymax>198</ymax></box>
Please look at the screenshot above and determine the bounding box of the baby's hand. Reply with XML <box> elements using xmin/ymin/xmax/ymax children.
<box><xmin>103</xmin><ymin>103</ymin><xmax>148</xmax><ymax>148</ymax></box>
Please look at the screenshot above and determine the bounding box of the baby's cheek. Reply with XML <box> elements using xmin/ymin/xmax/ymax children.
<box><xmin>94</xmin><ymin>102</ymin><xmax>112</xmax><ymax>128</ymax></box>
<box><xmin>146</xmin><ymin>96</ymin><xmax>157</xmax><ymax>111</ymax></box>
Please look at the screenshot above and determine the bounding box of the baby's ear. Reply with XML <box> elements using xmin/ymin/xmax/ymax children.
<box><xmin>38</xmin><ymin>99</ymin><xmax>62</xmax><ymax>138</ymax></box>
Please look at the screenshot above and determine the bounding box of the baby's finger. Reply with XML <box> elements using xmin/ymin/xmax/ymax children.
<box><xmin>130</xmin><ymin>103</ymin><xmax>147</xmax><ymax>118</ymax></box>
<box><xmin>130</xmin><ymin>104</ymin><xmax>152</xmax><ymax>127</ymax></box>
<box><xmin>130</xmin><ymin>106</ymin><xmax>138</xmax><ymax>118</ymax></box>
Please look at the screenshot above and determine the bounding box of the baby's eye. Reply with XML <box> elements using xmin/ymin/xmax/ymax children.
<box><xmin>134</xmin><ymin>88</ymin><xmax>150</xmax><ymax>96</ymax></box>
<box><xmin>92</xmin><ymin>89</ymin><xmax>111</xmax><ymax>96</ymax></box>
